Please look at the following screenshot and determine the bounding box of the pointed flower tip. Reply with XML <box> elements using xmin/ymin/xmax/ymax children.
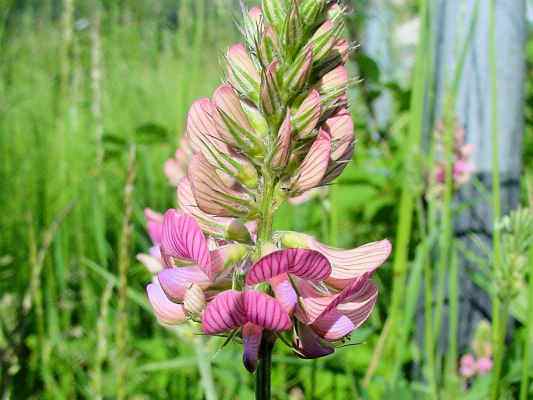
<box><xmin>146</xmin><ymin>283</ymin><xmax>187</xmax><ymax>325</ymax></box>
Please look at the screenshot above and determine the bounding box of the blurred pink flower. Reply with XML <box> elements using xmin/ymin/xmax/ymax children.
<box><xmin>476</xmin><ymin>356</ymin><xmax>493</xmax><ymax>375</ymax></box>
<box><xmin>460</xmin><ymin>353</ymin><xmax>477</xmax><ymax>378</ymax></box>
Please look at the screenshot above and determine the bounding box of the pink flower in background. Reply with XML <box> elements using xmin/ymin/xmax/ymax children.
<box><xmin>433</xmin><ymin>121</ymin><xmax>474</xmax><ymax>191</ymax></box>
<box><xmin>460</xmin><ymin>354</ymin><xmax>477</xmax><ymax>378</ymax></box>
<box><xmin>476</xmin><ymin>356</ymin><xmax>493</xmax><ymax>375</ymax></box>
<box><xmin>164</xmin><ymin>136</ymin><xmax>192</xmax><ymax>186</ymax></box>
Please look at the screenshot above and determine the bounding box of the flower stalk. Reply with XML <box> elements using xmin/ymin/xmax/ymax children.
<box><xmin>138</xmin><ymin>2</ymin><xmax>392</xmax><ymax>399</ymax></box>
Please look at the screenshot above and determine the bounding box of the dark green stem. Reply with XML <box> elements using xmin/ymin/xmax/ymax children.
<box><xmin>256</xmin><ymin>334</ymin><xmax>274</xmax><ymax>400</ymax></box>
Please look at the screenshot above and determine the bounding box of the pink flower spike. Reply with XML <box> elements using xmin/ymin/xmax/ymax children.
<box><xmin>476</xmin><ymin>357</ymin><xmax>493</xmax><ymax>375</ymax></box>
<box><xmin>460</xmin><ymin>354</ymin><xmax>477</xmax><ymax>378</ymax></box>
<box><xmin>160</xmin><ymin>209</ymin><xmax>213</xmax><ymax>279</ymax></box>
<box><xmin>243</xmin><ymin>291</ymin><xmax>292</xmax><ymax>331</ymax></box>
<box><xmin>290</xmin><ymin>129</ymin><xmax>332</xmax><ymax>195</ymax></box>
<box><xmin>246</xmin><ymin>248</ymin><xmax>331</xmax><ymax>285</ymax></box>
<box><xmin>242</xmin><ymin>323</ymin><xmax>263</xmax><ymax>372</ymax></box>
<box><xmin>146</xmin><ymin>283</ymin><xmax>187</xmax><ymax>325</ymax></box>
<box><xmin>202</xmin><ymin>290</ymin><xmax>247</xmax><ymax>335</ymax></box>
<box><xmin>144</xmin><ymin>208</ymin><xmax>163</xmax><ymax>245</ymax></box>
<box><xmin>294</xmin><ymin>324</ymin><xmax>335</xmax><ymax>359</ymax></box>
<box><xmin>157</xmin><ymin>267</ymin><xmax>211</xmax><ymax>302</ymax></box>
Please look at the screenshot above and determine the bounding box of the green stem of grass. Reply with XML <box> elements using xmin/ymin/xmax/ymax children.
<box><xmin>488</xmin><ymin>0</ymin><xmax>504</xmax><ymax>398</ymax></box>
<box><xmin>446</xmin><ymin>247</ymin><xmax>459</xmax><ymax>388</ymax></box>
<box><xmin>519</xmin><ymin>243</ymin><xmax>533</xmax><ymax>400</ymax></box>
<box><xmin>367</xmin><ymin>0</ymin><xmax>430</xmax><ymax>380</ymax></box>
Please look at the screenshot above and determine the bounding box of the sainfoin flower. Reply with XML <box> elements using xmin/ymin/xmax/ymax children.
<box><xmin>139</xmin><ymin>0</ymin><xmax>392</xmax><ymax>376</ymax></box>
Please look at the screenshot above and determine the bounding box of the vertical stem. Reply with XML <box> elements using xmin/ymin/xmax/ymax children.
<box><xmin>491</xmin><ymin>301</ymin><xmax>509</xmax><ymax>400</ymax></box>
<box><xmin>256</xmin><ymin>335</ymin><xmax>274</xmax><ymax>400</ymax></box>
<box><xmin>446</xmin><ymin>247</ymin><xmax>459</xmax><ymax>386</ymax></box>
<box><xmin>520</xmin><ymin>243</ymin><xmax>533</xmax><ymax>400</ymax></box>
<box><xmin>424</xmin><ymin>249</ymin><xmax>438</xmax><ymax>400</ymax></box>
<box><xmin>193</xmin><ymin>337</ymin><xmax>219</xmax><ymax>400</ymax></box>
<box><xmin>488</xmin><ymin>0</ymin><xmax>503</xmax><ymax>398</ymax></box>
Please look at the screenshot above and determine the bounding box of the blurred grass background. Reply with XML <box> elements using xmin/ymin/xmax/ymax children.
<box><xmin>0</xmin><ymin>0</ymin><xmax>532</xmax><ymax>399</ymax></box>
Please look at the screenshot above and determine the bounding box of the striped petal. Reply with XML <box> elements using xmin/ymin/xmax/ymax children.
<box><xmin>243</xmin><ymin>291</ymin><xmax>292</xmax><ymax>331</ymax></box>
<box><xmin>290</xmin><ymin>129</ymin><xmax>331</xmax><ymax>195</ymax></box>
<box><xmin>227</xmin><ymin>43</ymin><xmax>260</xmax><ymax>102</ymax></box>
<box><xmin>312</xmin><ymin>282</ymin><xmax>378</xmax><ymax>340</ymax></box>
<box><xmin>146</xmin><ymin>283</ymin><xmax>187</xmax><ymax>325</ymax></box>
<box><xmin>242</xmin><ymin>323</ymin><xmax>263</xmax><ymax>372</ymax></box>
<box><xmin>278</xmin><ymin>232</ymin><xmax>392</xmax><ymax>289</ymax></box>
<box><xmin>161</xmin><ymin>209</ymin><xmax>213</xmax><ymax>279</ymax></box>
<box><xmin>293</xmin><ymin>89</ymin><xmax>321</xmax><ymax>139</ymax></box>
<box><xmin>295</xmin><ymin>275</ymin><xmax>371</xmax><ymax>325</ymax></box>
<box><xmin>157</xmin><ymin>267</ymin><xmax>211</xmax><ymax>302</ymax></box>
<box><xmin>294</xmin><ymin>324</ymin><xmax>334</xmax><ymax>358</ymax></box>
<box><xmin>177</xmin><ymin>177</ymin><xmax>232</xmax><ymax>237</ymax></box>
<box><xmin>270</xmin><ymin>273</ymin><xmax>298</xmax><ymax>314</ymax></box>
<box><xmin>201</xmin><ymin>290</ymin><xmax>247</xmax><ymax>334</ymax></box>
<box><xmin>144</xmin><ymin>208</ymin><xmax>163</xmax><ymax>245</ymax></box>
<box><xmin>186</xmin><ymin>98</ymin><xmax>230</xmax><ymax>166</ymax></box>
<box><xmin>246</xmin><ymin>248</ymin><xmax>331</xmax><ymax>285</ymax></box>
<box><xmin>323</xmin><ymin>110</ymin><xmax>354</xmax><ymax>160</ymax></box>
<box><xmin>188</xmin><ymin>154</ymin><xmax>252</xmax><ymax>218</ymax></box>
<box><xmin>271</xmin><ymin>112</ymin><xmax>292</xmax><ymax>169</ymax></box>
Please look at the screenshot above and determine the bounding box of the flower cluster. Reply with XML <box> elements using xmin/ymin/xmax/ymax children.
<box><xmin>430</xmin><ymin>120</ymin><xmax>474</xmax><ymax>196</ymax></box>
<box><xmin>459</xmin><ymin>320</ymin><xmax>493</xmax><ymax>379</ymax></box>
<box><xmin>139</xmin><ymin>0</ymin><xmax>392</xmax><ymax>372</ymax></box>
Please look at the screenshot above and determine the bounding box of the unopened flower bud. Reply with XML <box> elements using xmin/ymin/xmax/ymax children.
<box><xmin>299</xmin><ymin>0</ymin><xmax>327</xmax><ymax>26</ymax></box>
<box><xmin>260</xmin><ymin>61</ymin><xmax>282</xmax><ymax>118</ymax></box>
<box><xmin>285</xmin><ymin>47</ymin><xmax>313</xmax><ymax>94</ymax></box>
<box><xmin>225</xmin><ymin>220</ymin><xmax>254</xmax><ymax>244</ymax></box>
<box><xmin>184</xmin><ymin>284</ymin><xmax>206</xmax><ymax>316</ymax></box>
<box><xmin>293</xmin><ymin>89</ymin><xmax>321</xmax><ymax>139</ymax></box>
<box><xmin>227</xmin><ymin>44</ymin><xmax>260</xmax><ymax>102</ymax></box>
<box><xmin>282</xmin><ymin>3</ymin><xmax>304</xmax><ymax>56</ymax></box>
<box><xmin>305</xmin><ymin>20</ymin><xmax>335</xmax><ymax>62</ymax></box>
<box><xmin>262</xmin><ymin>0</ymin><xmax>289</xmax><ymax>31</ymax></box>
<box><xmin>271</xmin><ymin>112</ymin><xmax>291</xmax><ymax>170</ymax></box>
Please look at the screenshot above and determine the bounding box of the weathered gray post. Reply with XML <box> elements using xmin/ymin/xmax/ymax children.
<box><xmin>430</xmin><ymin>0</ymin><xmax>526</xmax><ymax>349</ymax></box>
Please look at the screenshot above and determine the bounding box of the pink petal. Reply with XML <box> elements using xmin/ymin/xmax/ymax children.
<box><xmin>227</xmin><ymin>43</ymin><xmax>260</xmax><ymax>100</ymax></box>
<box><xmin>312</xmin><ymin>282</ymin><xmax>378</xmax><ymax>340</ymax></box>
<box><xmin>157</xmin><ymin>266</ymin><xmax>211</xmax><ymax>302</ymax></box>
<box><xmin>322</xmin><ymin>110</ymin><xmax>354</xmax><ymax>160</ymax></box>
<box><xmin>177</xmin><ymin>177</ymin><xmax>231</xmax><ymax>237</ymax></box>
<box><xmin>201</xmin><ymin>290</ymin><xmax>247</xmax><ymax>334</ymax></box>
<box><xmin>270</xmin><ymin>273</ymin><xmax>298</xmax><ymax>313</ymax></box>
<box><xmin>212</xmin><ymin>84</ymin><xmax>254</xmax><ymax>147</ymax></box>
<box><xmin>319</xmin><ymin>65</ymin><xmax>348</xmax><ymax>94</ymax></box>
<box><xmin>246</xmin><ymin>248</ymin><xmax>331</xmax><ymax>285</ymax></box>
<box><xmin>460</xmin><ymin>354</ymin><xmax>477</xmax><ymax>378</ymax></box>
<box><xmin>144</xmin><ymin>208</ymin><xmax>163</xmax><ymax>245</ymax></box>
<box><xmin>161</xmin><ymin>209</ymin><xmax>214</xmax><ymax>279</ymax></box>
<box><xmin>295</xmin><ymin>275</ymin><xmax>371</xmax><ymax>324</ymax></box>
<box><xmin>271</xmin><ymin>112</ymin><xmax>291</xmax><ymax>169</ymax></box>
<box><xmin>243</xmin><ymin>291</ymin><xmax>292</xmax><ymax>331</ymax></box>
<box><xmin>136</xmin><ymin>253</ymin><xmax>164</xmax><ymax>274</ymax></box>
<box><xmin>242</xmin><ymin>323</ymin><xmax>263</xmax><ymax>372</ymax></box>
<box><xmin>294</xmin><ymin>324</ymin><xmax>335</xmax><ymax>358</ymax></box>
<box><xmin>186</xmin><ymin>98</ymin><xmax>230</xmax><ymax>166</ymax></box>
<box><xmin>146</xmin><ymin>283</ymin><xmax>187</xmax><ymax>325</ymax></box>
<box><xmin>188</xmin><ymin>154</ymin><xmax>252</xmax><ymax>218</ymax></box>
<box><xmin>290</xmin><ymin>129</ymin><xmax>331</xmax><ymax>195</ymax></box>
<box><xmin>293</xmin><ymin>89</ymin><xmax>321</xmax><ymax>139</ymax></box>
<box><xmin>320</xmin><ymin>240</ymin><xmax>392</xmax><ymax>289</ymax></box>
<box><xmin>476</xmin><ymin>357</ymin><xmax>493</xmax><ymax>374</ymax></box>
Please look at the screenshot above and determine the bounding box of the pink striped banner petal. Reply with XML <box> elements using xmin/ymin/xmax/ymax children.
<box><xmin>246</xmin><ymin>248</ymin><xmax>331</xmax><ymax>285</ymax></box>
<box><xmin>144</xmin><ymin>208</ymin><xmax>163</xmax><ymax>245</ymax></box>
<box><xmin>243</xmin><ymin>291</ymin><xmax>292</xmax><ymax>331</ymax></box>
<box><xmin>201</xmin><ymin>290</ymin><xmax>247</xmax><ymax>335</ymax></box>
<box><xmin>161</xmin><ymin>209</ymin><xmax>214</xmax><ymax>279</ymax></box>
<box><xmin>146</xmin><ymin>283</ymin><xmax>187</xmax><ymax>325</ymax></box>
